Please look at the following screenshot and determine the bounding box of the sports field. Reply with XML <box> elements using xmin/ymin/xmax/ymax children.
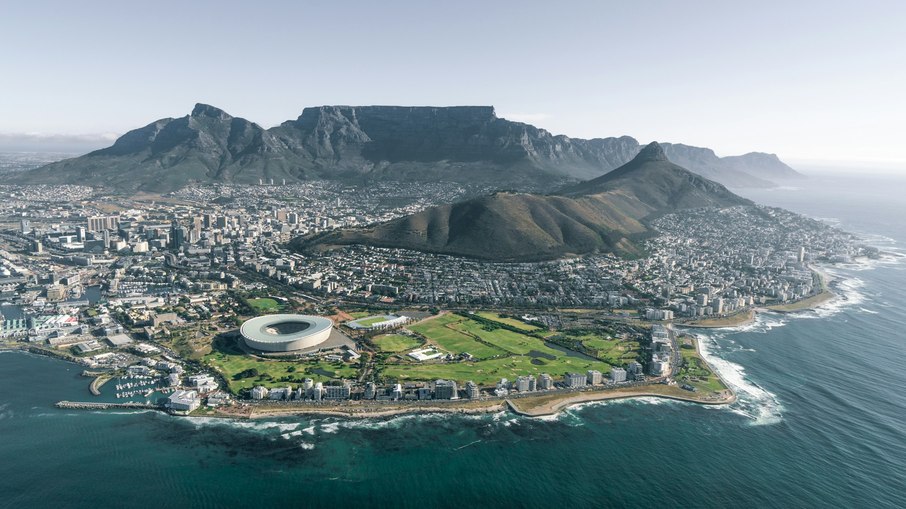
<box><xmin>356</xmin><ymin>315</ymin><xmax>392</xmax><ymax>327</ymax></box>
<box><xmin>246</xmin><ymin>297</ymin><xmax>281</xmax><ymax>313</ymax></box>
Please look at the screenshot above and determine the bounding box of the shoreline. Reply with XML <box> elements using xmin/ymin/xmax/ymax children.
<box><xmin>12</xmin><ymin>266</ymin><xmax>847</xmax><ymax>423</ymax></box>
<box><xmin>682</xmin><ymin>265</ymin><xmax>838</xmax><ymax>328</ymax></box>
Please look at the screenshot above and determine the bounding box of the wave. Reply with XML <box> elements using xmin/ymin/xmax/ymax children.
<box><xmin>695</xmin><ymin>332</ymin><xmax>783</xmax><ymax>426</ymax></box>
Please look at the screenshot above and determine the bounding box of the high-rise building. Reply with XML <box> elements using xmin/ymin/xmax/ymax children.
<box><xmin>587</xmin><ymin>370</ymin><xmax>603</xmax><ymax>385</ymax></box>
<box><xmin>465</xmin><ymin>381</ymin><xmax>480</xmax><ymax>399</ymax></box>
<box><xmin>434</xmin><ymin>379</ymin><xmax>459</xmax><ymax>400</ymax></box>
<box><xmin>364</xmin><ymin>382</ymin><xmax>376</xmax><ymax>400</ymax></box>
<box><xmin>611</xmin><ymin>367</ymin><xmax>628</xmax><ymax>383</ymax></box>
<box><xmin>538</xmin><ymin>373</ymin><xmax>553</xmax><ymax>390</ymax></box>
<box><xmin>87</xmin><ymin>215</ymin><xmax>119</xmax><ymax>232</ymax></box>
<box><xmin>565</xmin><ymin>373</ymin><xmax>587</xmax><ymax>388</ymax></box>
<box><xmin>516</xmin><ymin>375</ymin><xmax>536</xmax><ymax>392</ymax></box>
<box><xmin>19</xmin><ymin>219</ymin><xmax>30</xmax><ymax>234</ymax></box>
<box><xmin>170</xmin><ymin>223</ymin><xmax>186</xmax><ymax>250</ymax></box>
<box><xmin>324</xmin><ymin>383</ymin><xmax>351</xmax><ymax>400</ymax></box>
<box><xmin>311</xmin><ymin>382</ymin><xmax>324</xmax><ymax>401</ymax></box>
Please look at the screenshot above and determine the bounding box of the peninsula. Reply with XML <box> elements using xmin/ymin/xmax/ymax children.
<box><xmin>0</xmin><ymin>114</ymin><xmax>870</xmax><ymax>421</ymax></box>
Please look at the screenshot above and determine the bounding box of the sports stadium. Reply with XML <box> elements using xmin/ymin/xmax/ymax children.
<box><xmin>239</xmin><ymin>314</ymin><xmax>333</xmax><ymax>352</ymax></box>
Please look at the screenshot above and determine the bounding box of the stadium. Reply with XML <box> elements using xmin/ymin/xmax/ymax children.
<box><xmin>239</xmin><ymin>314</ymin><xmax>333</xmax><ymax>352</ymax></box>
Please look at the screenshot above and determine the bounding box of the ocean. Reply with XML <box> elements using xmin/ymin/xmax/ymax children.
<box><xmin>1</xmin><ymin>173</ymin><xmax>905</xmax><ymax>508</ymax></box>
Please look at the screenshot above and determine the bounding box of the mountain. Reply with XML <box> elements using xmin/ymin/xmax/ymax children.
<box><xmin>11</xmin><ymin>104</ymin><xmax>308</xmax><ymax>191</ymax></box>
<box><xmin>295</xmin><ymin>142</ymin><xmax>752</xmax><ymax>262</ymax></box>
<box><xmin>7</xmin><ymin>104</ymin><xmax>802</xmax><ymax>192</ymax></box>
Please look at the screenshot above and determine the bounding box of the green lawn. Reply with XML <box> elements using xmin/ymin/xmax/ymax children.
<box><xmin>246</xmin><ymin>298</ymin><xmax>281</xmax><ymax>313</ymax></box>
<box><xmin>676</xmin><ymin>341</ymin><xmax>727</xmax><ymax>394</ymax></box>
<box><xmin>204</xmin><ymin>338</ymin><xmax>357</xmax><ymax>392</ymax></box>
<box><xmin>372</xmin><ymin>333</ymin><xmax>422</xmax><ymax>353</ymax></box>
<box><xmin>346</xmin><ymin>311</ymin><xmax>371</xmax><ymax>319</ymax></box>
<box><xmin>474</xmin><ymin>312</ymin><xmax>540</xmax><ymax>331</ymax></box>
<box><xmin>455</xmin><ymin>319</ymin><xmax>558</xmax><ymax>357</ymax></box>
<box><xmin>409</xmin><ymin>314</ymin><xmax>506</xmax><ymax>359</ymax></box>
<box><xmin>382</xmin><ymin>355</ymin><xmax>611</xmax><ymax>385</ymax></box>
<box><xmin>392</xmin><ymin>313</ymin><xmax>611</xmax><ymax>384</ymax></box>
<box><xmin>566</xmin><ymin>333</ymin><xmax>640</xmax><ymax>366</ymax></box>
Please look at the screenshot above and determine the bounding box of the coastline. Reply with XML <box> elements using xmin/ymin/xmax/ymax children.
<box><xmin>14</xmin><ymin>266</ymin><xmax>846</xmax><ymax>423</ymax></box>
<box><xmin>684</xmin><ymin>264</ymin><xmax>837</xmax><ymax>328</ymax></box>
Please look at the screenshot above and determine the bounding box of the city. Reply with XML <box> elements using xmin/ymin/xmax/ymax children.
<box><xmin>0</xmin><ymin>180</ymin><xmax>871</xmax><ymax>417</ymax></box>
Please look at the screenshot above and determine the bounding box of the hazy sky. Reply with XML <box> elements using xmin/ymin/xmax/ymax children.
<box><xmin>1</xmin><ymin>0</ymin><xmax>904</xmax><ymax>167</ymax></box>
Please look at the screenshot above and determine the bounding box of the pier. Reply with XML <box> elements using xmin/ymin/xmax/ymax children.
<box><xmin>55</xmin><ymin>401</ymin><xmax>160</xmax><ymax>411</ymax></box>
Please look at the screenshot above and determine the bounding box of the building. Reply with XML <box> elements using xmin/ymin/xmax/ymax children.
<box><xmin>311</xmin><ymin>382</ymin><xmax>324</xmax><ymax>401</ymax></box>
<box><xmin>515</xmin><ymin>375</ymin><xmax>536</xmax><ymax>392</ymax></box>
<box><xmin>434</xmin><ymin>379</ymin><xmax>459</xmax><ymax>400</ymax></box>
<box><xmin>565</xmin><ymin>373</ymin><xmax>587</xmax><ymax>388</ymax></box>
<box><xmin>324</xmin><ymin>383</ymin><xmax>351</xmax><ymax>400</ymax></box>
<box><xmin>188</xmin><ymin>374</ymin><xmax>218</xmax><ymax>392</ymax></box>
<box><xmin>46</xmin><ymin>285</ymin><xmax>66</xmax><ymax>301</ymax></box>
<box><xmin>587</xmin><ymin>370</ymin><xmax>603</xmax><ymax>385</ymax></box>
<box><xmin>239</xmin><ymin>314</ymin><xmax>333</xmax><ymax>352</ymax></box>
<box><xmin>627</xmin><ymin>361</ymin><xmax>644</xmax><ymax>380</ymax></box>
<box><xmin>465</xmin><ymin>381</ymin><xmax>480</xmax><ymax>399</ymax></box>
<box><xmin>87</xmin><ymin>215</ymin><xmax>119</xmax><ymax>232</ymax></box>
<box><xmin>538</xmin><ymin>373</ymin><xmax>553</xmax><ymax>390</ymax></box>
<box><xmin>611</xmin><ymin>367</ymin><xmax>627</xmax><ymax>383</ymax></box>
<box><xmin>364</xmin><ymin>382</ymin><xmax>376</xmax><ymax>400</ymax></box>
<box><xmin>168</xmin><ymin>390</ymin><xmax>200</xmax><ymax>412</ymax></box>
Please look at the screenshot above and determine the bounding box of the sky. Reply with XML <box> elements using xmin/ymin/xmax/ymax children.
<box><xmin>1</xmin><ymin>0</ymin><xmax>904</xmax><ymax>168</ymax></box>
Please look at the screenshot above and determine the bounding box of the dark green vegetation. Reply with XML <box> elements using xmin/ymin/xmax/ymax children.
<box><xmin>8</xmin><ymin>104</ymin><xmax>801</xmax><ymax>192</ymax></box>
<box><xmin>299</xmin><ymin>143</ymin><xmax>752</xmax><ymax>261</ymax></box>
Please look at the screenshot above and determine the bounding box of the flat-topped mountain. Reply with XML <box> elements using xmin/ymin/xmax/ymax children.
<box><xmin>296</xmin><ymin>142</ymin><xmax>752</xmax><ymax>262</ymax></box>
<box><xmin>8</xmin><ymin>104</ymin><xmax>802</xmax><ymax>192</ymax></box>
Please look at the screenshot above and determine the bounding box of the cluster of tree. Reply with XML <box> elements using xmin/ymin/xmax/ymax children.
<box><xmin>233</xmin><ymin>368</ymin><xmax>260</xmax><ymax>380</ymax></box>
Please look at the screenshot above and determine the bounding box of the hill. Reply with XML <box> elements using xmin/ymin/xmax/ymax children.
<box><xmin>296</xmin><ymin>142</ymin><xmax>752</xmax><ymax>262</ymax></box>
<box><xmin>8</xmin><ymin>104</ymin><xmax>802</xmax><ymax>192</ymax></box>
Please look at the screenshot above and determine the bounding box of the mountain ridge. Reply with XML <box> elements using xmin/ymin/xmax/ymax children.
<box><xmin>296</xmin><ymin>142</ymin><xmax>753</xmax><ymax>262</ymax></box>
<box><xmin>7</xmin><ymin>103</ymin><xmax>803</xmax><ymax>191</ymax></box>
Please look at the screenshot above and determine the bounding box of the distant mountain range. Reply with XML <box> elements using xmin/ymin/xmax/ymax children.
<box><xmin>295</xmin><ymin>142</ymin><xmax>753</xmax><ymax>262</ymax></box>
<box><xmin>7</xmin><ymin>104</ymin><xmax>802</xmax><ymax>192</ymax></box>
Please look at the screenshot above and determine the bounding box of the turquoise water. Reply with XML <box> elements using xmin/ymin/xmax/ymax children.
<box><xmin>1</xmin><ymin>174</ymin><xmax>905</xmax><ymax>508</ymax></box>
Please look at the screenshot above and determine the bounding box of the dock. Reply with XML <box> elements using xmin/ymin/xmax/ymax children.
<box><xmin>55</xmin><ymin>401</ymin><xmax>161</xmax><ymax>411</ymax></box>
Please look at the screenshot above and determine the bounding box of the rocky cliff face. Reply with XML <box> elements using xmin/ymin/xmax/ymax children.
<box><xmin>9</xmin><ymin>104</ymin><xmax>803</xmax><ymax>191</ymax></box>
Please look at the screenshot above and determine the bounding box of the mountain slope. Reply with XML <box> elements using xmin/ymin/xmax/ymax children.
<box><xmin>297</xmin><ymin>142</ymin><xmax>752</xmax><ymax>262</ymax></box>
<box><xmin>8</xmin><ymin>104</ymin><xmax>802</xmax><ymax>191</ymax></box>
<box><xmin>13</xmin><ymin>104</ymin><xmax>308</xmax><ymax>191</ymax></box>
